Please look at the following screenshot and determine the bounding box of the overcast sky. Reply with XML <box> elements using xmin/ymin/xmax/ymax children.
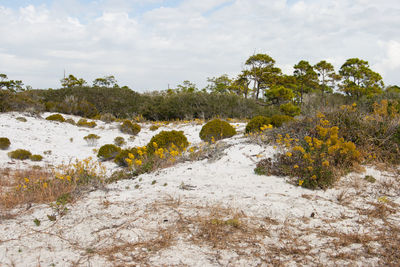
<box><xmin>0</xmin><ymin>0</ymin><xmax>399</xmax><ymax>91</ymax></box>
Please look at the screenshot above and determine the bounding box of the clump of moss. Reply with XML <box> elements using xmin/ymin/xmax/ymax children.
<box><xmin>114</xmin><ymin>136</ymin><xmax>126</xmax><ymax>147</ymax></box>
<box><xmin>245</xmin><ymin>116</ymin><xmax>272</xmax><ymax>133</ymax></box>
<box><xmin>147</xmin><ymin>130</ymin><xmax>189</xmax><ymax>153</ymax></box>
<box><xmin>46</xmin><ymin>114</ymin><xmax>65</xmax><ymax>122</ymax></box>
<box><xmin>149</xmin><ymin>125</ymin><xmax>159</xmax><ymax>131</ymax></box>
<box><xmin>97</xmin><ymin>144</ymin><xmax>121</xmax><ymax>161</ymax></box>
<box><xmin>0</xmin><ymin>137</ymin><xmax>11</xmax><ymax>150</ymax></box>
<box><xmin>30</xmin><ymin>154</ymin><xmax>43</xmax><ymax>161</ymax></box>
<box><xmin>199</xmin><ymin>119</ymin><xmax>236</xmax><ymax>142</ymax></box>
<box><xmin>119</xmin><ymin>120</ymin><xmax>141</xmax><ymax>135</ymax></box>
<box><xmin>8</xmin><ymin>149</ymin><xmax>32</xmax><ymax>160</ymax></box>
<box><xmin>83</xmin><ymin>134</ymin><xmax>101</xmax><ymax>146</ymax></box>
<box><xmin>77</xmin><ymin>118</ymin><xmax>97</xmax><ymax>128</ymax></box>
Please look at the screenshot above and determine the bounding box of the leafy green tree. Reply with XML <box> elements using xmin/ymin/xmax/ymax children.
<box><xmin>293</xmin><ymin>60</ymin><xmax>318</xmax><ymax>104</ymax></box>
<box><xmin>339</xmin><ymin>58</ymin><xmax>384</xmax><ymax>98</ymax></box>
<box><xmin>386</xmin><ymin>85</ymin><xmax>400</xmax><ymax>93</ymax></box>
<box><xmin>265</xmin><ymin>85</ymin><xmax>295</xmax><ymax>104</ymax></box>
<box><xmin>0</xmin><ymin>74</ymin><xmax>24</xmax><ymax>92</ymax></box>
<box><xmin>245</xmin><ymin>53</ymin><xmax>281</xmax><ymax>100</ymax></box>
<box><xmin>93</xmin><ymin>75</ymin><xmax>119</xmax><ymax>88</ymax></box>
<box><xmin>60</xmin><ymin>74</ymin><xmax>87</xmax><ymax>88</ymax></box>
<box><xmin>206</xmin><ymin>74</ymin><xmax>233</xmax><ymax>94</ymax></box>
<box><xmin>231</xmin><ymin>71</ymin><xmax>252</xmax><ymax>98</ymax></box>
<box><xmin>176</xmin><ymin>80</ymin><xmax>198</xmax><ymax>93</ymax></box>
<box><xmin>314</xmin><ymin>60</ymin><xmax>337</xmax><ymax>98</ymax></box>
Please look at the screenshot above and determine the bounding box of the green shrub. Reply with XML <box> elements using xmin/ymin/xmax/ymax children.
<box><xmin>114</xmin><ymin>136</ymin><xmax>126</xmax><ymax>147</ymax></box>
<box><xmin>279</xmin><ymin>103</ymin><xmax>301</xmax><ymax>117</ymax></box>
<box><xmin>120</xmin><ymin>120</ymin><xmax>141</xmax><ymax>135</ymax></box>
<box><xmin>199</xmin><ymin>119</ymin><xmax>236</xmax><ymax>142</ymax></box>
<box><xmin>114</xmin><ymin>147</ymin><xmax>139</xmax><ymax>167</ymax></box>
<box><xmin>8</xmin><ymin>149</ymin><xmax>32</xmax><ymax>160</ymax></box>
<box><xmin>16</xmin><ymin>117</ymin><xmax>27</xmax><ymax>122</ymax></box>
<box><xmin>83</xmin><ymin>134</ymin><xmax>100</xmax><ymax>146</ymax></box>
<box><xmin>147</xmin><ymin>130</ymin><xmax>189</xmax><ymax>153</ymax></box>
<box><xmin>46</xmin><ymin>114</ymin><xmax>65</xmax><ymax>122</ymax></box>
<box><xmin>65</xmin><ymin>118</ymin><xmax>76</xmax><ymax>125</ymax></box>
<box><xmin>30</xmin><ymin>154</ymin><xmax>43</xmax><ymax>161</ymax></box>
<box><xmin>270</xmin><ymin>114</ymin><xmax>293</xmax><ymax>127</ymax></box>
<box><xmin>77</xmin><ymin>118</ymin><xmax>97</xmax><ymax>128</ymax></box>
<box><xmin>99</xmin><ymin>113</ymin><xmax>116</xmax><ymax>123</ymax></box>
<box><xmin>149</xmin><ymin>125</ymin><xmax>159</xmax><ymax>131</ymax></box>
<box><xmin>245</xmin><ymin>116</ymin><xmax>271</xmax><ymax>133</ymax></box>
<box><xmin>0</xmin><ymin>137</ymin><xmax>11</xmax><ymax>150</ymax></box>
<box><xmin>97</xmin><ymin>144</ymin><xmax>121</xmax><ymax>161</ymax></box>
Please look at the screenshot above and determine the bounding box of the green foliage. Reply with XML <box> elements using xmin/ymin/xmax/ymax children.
<box><xmin>364</xmin><ymin>175</ymin><xmax>376</xmax><ymax>183</ymax></box>
<box><xmin>30</xmin><ymin>154</ymin><xmax>43</xmax><ymax>161</ymax></box>
<box><xmin>8</xmin><ymin>149</ymin><xmax>32</xmax><ymax>160</ymax></box>
<box><xmin>93</xmin><ymin>75</ymin><xmax>118</xmax><ymax>88</ymax></box>
<box><xmin>0</xmin><ymin>73</ymin><xmax>24</xmax><ymax>92</ymax></box>
<box><xmin>199</xmin><ymin>119</ymin><xmax>236</xmax><ymax>142</ymax></box>
<box><xmin>114</xmin><ymin>147</ymin><xmax>139</xmax><ymax>167</ymax></box>
<box><xmin>279</xmin><ymin>103</ymin><xmax>301</xmax><ymax>117</ymax></box>
<box><xmin>0</xmin><ymin>137</ymin><xmax>11</xmax><ymax>150</ymax></box>
<box><xmin>270</xmin><ymin>114</ymin><xmax>293</xmax><ymax>127</ymax></box>
<box><xmin>265</xmin><ymin>85</ymin><xmax>295</xmax><ymax>104</ymax></box>
<box><xmin>114</xmin><ymin>136</ymin><xmax>126</xmax><ymax>146</ymax></box>
<box><xmin>16</xmin><ymin>117</ymin><xmax>27</xmax><ymax>122</ymax></box>
<box><xmin>77</xmin><ymin>118</ymin><xmax>97</xmax><ymax>128</ymax></box>
<box><xmin>245</xmin><ymin>116</ymin><xmax>272</xmax><ymax>133</ymax></box>
<box><xmin>83</xmin><ymin>134</ymin><xmax>100</xmax><ymax>146</ymax></box>
<box><xmin>147</xmin><ymin>130</ymin><xmax>189</xmax><ymax>153</ymax></box>
<box><xmin>293</xmin><ymin>60</ymin><xmax>319</xmax><ymax>104</ymax></box>
<box><xmin>149</xmin><ymin>125</ymin><xmax>159</xmax><ymax>131</ymax></box>
<box><xmin>60</xmin><ymin>74</ymin><xmax>87</xmax><ymax>88</ymax></box>
<box><xmin>99</xmin><ymin>113</ymin><xmax>116</xmax><ymax>122</ymax></box>
<box><xmin>65</xmin><ymin>118</ymin><xmax>76</xmax><ymax>125</ymax></box>
<box><xmin>119</xmin><ymin>120</ymin><xmax>141</xmax><ymax>135</ymax></box>
<box><xmin>46</xmin><ymin>114</ymin><xmax>65</xmax><ymax>122</ymax></box>
<box><xmin>97</xmin><ymin>144</ymin><xmax>121</xmax><ymax>161</ymax></box>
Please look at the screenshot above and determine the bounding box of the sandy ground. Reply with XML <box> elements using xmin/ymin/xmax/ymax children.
<box><xmin>0</xmin><ymin>112</ymin><xmax>399</xmax><ymax>266</ymax></box>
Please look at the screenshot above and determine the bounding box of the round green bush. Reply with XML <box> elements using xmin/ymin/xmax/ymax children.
<box><xmin>120</xmin><ymin>120</ymin><xmax>141</xmax><ymax>135</ymax></box>
<box><xmin>8</xmin><ymin>149</ymin><xmax>32</xmax><ymax>160</ymax></box>
<box><xmin>0</xmin><ymin>137</ymin><xmax>11</xmax><ymax>150</ymax></box>
<box><xmin>30</xmin><ymin>154</ymin><xmax>43</xmax><ymax>161</ymax></box>
<box><xmin>270</xmin><ymin>114</ymin><xmax>293</xmax><ymax>127</ymax></box>
<box><xmin>245</xmin><ymin>116</ymin><xmax>272</xmax><ymax>133</ymax></box>
<box><xmin>46</xmin><ymin>114</ymin><xmax>65</xmax><ymax>122</ymax></box>
<box><xmin>65</xmin><ymin>118</ymin><xmax>76</xmax><ymax>125</ymax></box>
<box><xmin>147</xmin><ymin>130</ymin><xmax>189</xmax><ymax>153</ymax></box>
<box><xmin>97</xmin><ymin>144</ymin><xmax>121</xmax><ymax>160</ymax></box>
<box><xmin>279</xmin><ymin>103</ymin><xmax>301</xmax><ymax>117</ymax></box>
<box><xmin>77</xmin><ymin>119</ymin><xmax>97</xmax><ymax>128</ymax></box>
<box><xmin>149</xmin><ymin>125</ymin><xmax>159</xmax><ymax>131</ymax></box>
<box><xmin>199</xmin><ymin>119</ymin><xmax>236</xmax><ymax>142</ymax></box>
<box><xmin>84</xmin><ymin>134</ymin><xmax>101</xmax><ymax>146</ymax></box>
<box><xmin>114</xmin><ymin>136</ymin><xmax>126</xmax><ymax>147</ymax></box>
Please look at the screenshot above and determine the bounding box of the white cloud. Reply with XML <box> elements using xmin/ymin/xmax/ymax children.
<box><xmin>0</xmin><ymin>0</ymin><xmax>399</xmax><ymax>90</ymax></box>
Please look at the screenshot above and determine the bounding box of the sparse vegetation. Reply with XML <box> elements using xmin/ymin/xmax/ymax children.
<box><xmin>77</xmin><ymin>118</ymin><xmax>97</xmax><ymax>128</ymax></box>
<box><xmin>8</xmin><ymin>149</ymin><xmax>32</xmax><ymax>160</ymax></box>
<box><xmin>119</xmin><ymin>120</ymin><xmax>141</xmax><ymax>135</ymax></box>
<box><xmin>83</xmin><ymin>134</ymin><xmax>101</xmax><ymax>146</ymax></box>
<box><xmin>114</xmin><ymin>136</ymin><xmax>126</xmax><ymax>146</ymax></box>
<box><xmin>97</xmin><ymin>144</ymin><xmax>121</xmax><ymax>161</ymax></box>
<box><xmin>29</xmin><ymin>154</ymin><xmax>43</xmax><ymax>161</ymax></box>
<box><xmin>46</xmin><ymin>114</ymin><xmax>65</xmax><ymax>122</ymax></box>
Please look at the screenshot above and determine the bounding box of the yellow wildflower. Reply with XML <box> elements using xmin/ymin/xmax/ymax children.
<box><xmin>135</xmin><ymin>159</ymin><xmax>142</xmax><ymax>166</ymax></box>
<box><xmin>322</xmin><ymin>160</ymin><xmax>329</xmax><ymax>167</ymax></box>
<box><xmin>43</xmin><ymin>182</ymin><xmax>48</xmax><ymax>189</ymax></box>
<box><xmin>298</xmin><ymin>180</ymin><xmax>304</xmax><ymax>186</ymax></box>
<box><xmin>24</xmin><ymin>177</ymin><xmax>29</xmax><ymax>183</ymax></box>
<box><xmin>294</xmin><ymin>164</ymin><xmax>299</xmax><ymax>169</ymax></box>
<box><xmin>286</xmin><ymin>152</ymin><xmax>292</xmax><ymax>157</ymax></box>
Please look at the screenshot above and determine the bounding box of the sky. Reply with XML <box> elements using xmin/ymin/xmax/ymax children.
<box><xmin>0</xmin><ymin>0</ymin><xmax>399</xmax><ymax>91</ymax></box>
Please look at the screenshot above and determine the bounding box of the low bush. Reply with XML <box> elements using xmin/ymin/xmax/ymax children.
<box><xmin>8</xmin><ymin>149</ymin><xmax>32</xmax><ymax>160</ymax></box>
<box><xmin>245</xmin><ymin>116</ymin><xmax>272</xmax><ymax>133</ymax></box>
<box><xmin>199</xmin><ymin>119</ymin><xmax>236</xmax><ymax>142</ymax></box>
<box><xmin>119</xmin><ymin>120</ymin><xmax>141</xmax><ymax>135</ymax></box>
<box><xmin>83</xmin><ymin>134</ymin><xmax>100</xmax><ymax>146</ymax></box>
<box><xmin>0</xmin><ymin>137</ymin><xmax>11</xmax><ymax>150</ymax></box>
<box><xmin>65</xmin><ymin>118</ymin><xmax>76</xmax><ymax>125</ymax></box>
<box><xmin>46</xmin><ymin>114</ymin><xmax>65</xmax><ymax>122</ymax></box>
<box><xmin>255</xmin><ymin>113</ymin><xmax>361</xmax><ymax>189</ymax></box>
<box><xmin>279</xmin><ymin>103</ymin><xmax>301</xmax><ymax>117</ymax></box>
<box><xmin>77</xmin><ymin>118</ymin><xmax>97</xmax><ymax>128</ymax></box>
<box><xmin>270</xmin><ymin>114</ymin><xmax>293</xmax><ymax>128</ymax></box>
<box><xmin>16</xmin><ymin>117</ymin><xmax>27</xmax><ymax>122</ymax></box>
<box><xmin>149</xmin><ymin>125</ymin><xmax>159</xmax><ymax>131</ymax></box>
<box><xmin>147</xmin><ymin>130</ymin><xmax>189</xmax><ymax>154</ymax></box>
<box><xmin>114</xmin><ymin>147</ymin><xmax>139</xmax><ymax>167</ymax></box>
<box><xmin>30</xmin><ymin>154</ymin><xmax>43</xmax><ymax>161</ymax></box>
<box><xmin>114</xmin><ymin>136</ymin><xmax>126</xmax><ymax>147</ymax></box>
<box><xmin>97</xmin><ymin>144</ymin><xmax>121</xmax><ymax>161</ymax></box>
<box><xmin>99</xmin><ymin>113</ymin><xmax>116</xmax><ymax>123</ymax></box>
